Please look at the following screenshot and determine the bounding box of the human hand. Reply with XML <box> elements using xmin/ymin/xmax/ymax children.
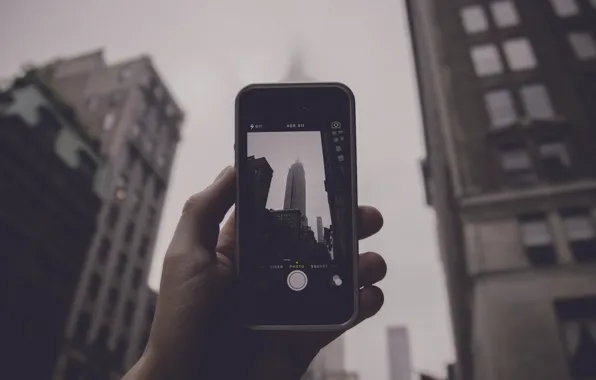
<box><xmin>123</xmin><ymin>166</ymin><xmax>387</xmax><ymax>380</ymax></box>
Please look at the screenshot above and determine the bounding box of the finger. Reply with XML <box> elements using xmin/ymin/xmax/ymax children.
<box><xmin>358</xmin><ymin>206</ymin><xmax>383</xmax><ymax>240</ymax></box>
<box><xmin>358</xmin><ymin>286</ymin><xmax>384</xmax><ymax>320</ymax></box>
<box><xmin>169</xmin><ymin>167</ymin><xmax>236</xmax><ymax>256</ymax></box>
<box><xmin>358</xmin><ymin>252</ymin><xmax>387</xmax><ymax>287</ymax></box>
<box><xmin>216</xmin><ymin>210</ymin><xmax>236</xmax><ymax>259</ymax></box>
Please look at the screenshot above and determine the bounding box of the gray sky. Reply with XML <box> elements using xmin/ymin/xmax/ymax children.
<box><xmin>248</xmin><ymin>131</ymin><xmax>331</xmax><ymax>228</ymax></box>
<box><xmin>0</xmin><ymin>0</ymin><xmax>454</xmax><ymax>378</ymax></box>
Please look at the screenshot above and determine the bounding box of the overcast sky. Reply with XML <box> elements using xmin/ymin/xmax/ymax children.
<box><xmin>248</xmin><ymin>131</ymin><xmax>331</xmax><ymax>228</ymax></box>
<box><xmin>0</xmin><ymin>0</ymin><xmax>454</xmax><ymax>378</ymax></box>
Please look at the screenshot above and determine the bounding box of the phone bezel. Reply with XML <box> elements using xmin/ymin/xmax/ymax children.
<box><xmin>235</xmin><ymin>82</ymin><xmax>359</xmax><ymax>331</ymax></box>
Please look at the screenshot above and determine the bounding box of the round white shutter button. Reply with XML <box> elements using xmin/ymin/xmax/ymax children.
<box><xmin>287</xmin><ymin>270</ymin><xmax>308</xmax><ymax>291</ymax></box>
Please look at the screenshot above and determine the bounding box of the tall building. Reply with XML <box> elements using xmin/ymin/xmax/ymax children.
<box><xmin>35</xmin><ymin>49</ymin><xmax>184</xmax><ymax>379</ymax></box>
<box><xmin>0</xmin><ymin>71</ymin><xmax>102</xmax><ymax>380</ymax></box>
<box><xmin>317</xmin><ymin>216</ymin><xmax>325</xmax><ymax>243</ymax></box>
<box><xmin>387</xmin><ymin>326</ymin><xmax>412</xmax><ymax>380</ymax></box>
<box><xmin>406</xmin><ymin>0</ymin><xmax>596</xmax><ymax>379</ymax></box>
<box><xmin>284</xmin><ymin>159</ymin><xmax>308</xmax><ymax>222</ymax></box>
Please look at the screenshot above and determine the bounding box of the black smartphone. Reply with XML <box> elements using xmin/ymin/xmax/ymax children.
<box><xmin>235</xmin><ymin>82</ymin><xmax>358</xmax><ymax>330</ymax></box>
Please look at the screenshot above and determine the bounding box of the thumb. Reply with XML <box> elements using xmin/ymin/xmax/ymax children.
<box><xmin>169</xmin><ymin>166</ymin><xmax>236</xmax><ymax>256</ymax></box>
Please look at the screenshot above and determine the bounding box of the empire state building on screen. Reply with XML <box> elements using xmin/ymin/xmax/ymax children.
<box><xmin>284</xmin><ymin>160</ymin><xmax>307</xmax><ymax>225</ymax></box>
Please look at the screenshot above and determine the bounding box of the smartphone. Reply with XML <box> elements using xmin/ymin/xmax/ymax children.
<box><xmin>235</xmin><ymin>83</ymin><xmax>358</xmax><ymax>330</ymax></box>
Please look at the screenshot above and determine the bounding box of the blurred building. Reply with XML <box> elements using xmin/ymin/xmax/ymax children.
<box><xmin>387</xmin><ymin>326</ymin><xmax>412</xmax><ymax>380</ymax></box>
<box><xmin>406</xmin><ymin>0</ymin><xmax>596</xmax><ymax>379</ymax></box>
<box><xmin>33</xmin><ymin>49</ymin><xmax>184</xmax><ymax>379</ymax></box>
<box><xmin>0</xmin><ymin>71</ymin><xmax>102</xmax><ymax>380</ymax></box>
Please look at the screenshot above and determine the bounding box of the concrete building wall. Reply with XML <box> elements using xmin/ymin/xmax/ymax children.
<box><xmin>46</xmin><ymin>50</ymin><xmax>183</xmax><ymax>379</ymax></box>
<box><xmin>406</xmin><ymin>0</ymin><xmax>596</xmax><ymax>379</ymax></box>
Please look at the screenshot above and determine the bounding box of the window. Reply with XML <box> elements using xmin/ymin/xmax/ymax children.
<box><xmin>461</xmin><ymin>6</ymin><xmax>488</xmax><ymax>34</ymax></box>
<box><xmin>88</xmin><ymin>273</ymin><xmax>101</xmax><ymax>301</ymax></box>
<box><xmin>139</xmin><ymin>236</ymin><xmax>150</xmax><ymax>259</ymax></box>
<box><xmin>519</xmin><ymin>214</ymin><xmax>557</xmax><ymax>265</ymax></box>
<box><xmin>568</xmin><ymin>32</ymin><xmax>596</xmax><ymax>60</ymax></box>
<box><xmin>550</xmin><ymin>0</ymin><xmax>579</xmax><ymax>17</ymax></box>
<box><xmin>491</xmin><ymin>1</ymin><xmax>520</xmax><ymax>28</ymax></box>
<box><xmin>520</xmin><ymin>84</ymin><xmax>555</xmax><ymax>120</ymax></box>
<box><xmin>103</xmin><ymin>113</ymin><xmax>116</xmax><ymax>131</ymax></box>
<box><xmin>115</xmin><ymin>336</ymin><xmax>128</xmax><ymax>368</ymax></box>
<box><xmin>116</xmin><ymin>253</ymin><xmax>127</xmax><ymax>277</ymax></box>
<box><xmin>561</xmin><ymin>209</ymin><xmax>596</xmax><ymax>262</ymax></box>
<box><xmin>503</xmin><ymin>38</ymin><xmax>537</xmax><ymax>71</ymax></box>
<box><xmin>124</xmin><ymin>301</ymin><xmax>135</xmax><ymax>324</ymax></box>
<box><xmin>471</xmin><ymin>44</ymin><xmax>504</xmax><ymax>76</ymax></box>
<box><xmin>107</xmin><ymin>288</ymin><xmax>119</xmax><ymax>316</ymax></box>
<box><xmin>95</xmin><ymin>325</ymin><xmax>110</xmax><ymax>349</ymax></box>
<box><xmin>97</xmin><ymin>238</ymin><xmax>110</xmax><ymax>265</ymax></box>
<box><xmin>107</xmin><ymin>204</ymin><xmax>120</xmax><ymax>229</ymax></box>
<box><xmin>538</xmin><ymin>140</ymin><xmax>572</xmax><ymax>181</ymax></box>
<box><xmin>124</xmin><ymin>222</ymin><xmax>135</xmax><ymax>245</ymax></box>
<box><xmin>74</xmin><ymin>313</ymin><xmax>91</xmax><ymax>343</ymax></box>
<box><xmin>500</xmin><ymin>144</ymin><xmax>536</xmax><ymax>183</ymax></box>
<box><xmin>132</xmin><ymin>268</ymin><xmax>143</xmax><ymax>290</ymax></box>
<box><xmin>485</xmin><ymin>90</ymin><xmax>517</xmax><ymax>128</ymax></box>
<box><xmin>554</xmin><ymin>297</ymin><xmax>596</xmax><ymax>379</ymax></box>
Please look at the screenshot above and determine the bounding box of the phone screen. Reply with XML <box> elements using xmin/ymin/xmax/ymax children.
<box><xmin>236</xmin><ymin>84</ymin><xmax>358</xmax><ymax>327</ymax></box>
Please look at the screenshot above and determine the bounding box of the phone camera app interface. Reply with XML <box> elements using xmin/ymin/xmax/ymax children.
<box><xmin>241</xmin><ymin>115</ymin><xmax>353</xmax><ymax>311</ymax></box>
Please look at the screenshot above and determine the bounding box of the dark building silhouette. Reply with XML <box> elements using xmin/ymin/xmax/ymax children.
<box><xmin>27</xmin><ymin>50</ymin><xmax>184</xmax><ymax>379</ymax></box>
<box><xmin>406</xmin><ymin>0</ymin><xmax>596</xmax><ymax>379</ymax></box>
<box><xmin>247</xmin><ymin>155</ymin><xmax>273</xmax><ymax>211</ymax></box>
<box><xmin>317</xmin><ymin>216</ymin><xmax>325</xmax><ymax>243</ymax></box>
<box><xmin>284</xmin><ymin>159</ymin><xmax>307</xmax><ymax>226</ymax></box>
<box><xmin>320</xmin><ymin>123</ymin><xmax>349</xmax><ymax>260</ymax></box>
<box><xmin>0</xmin><ymin>71</ymin><xmax>102</xmax><ymax>380</ymax></box>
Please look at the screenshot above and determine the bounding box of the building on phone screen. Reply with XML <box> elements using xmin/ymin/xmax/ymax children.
<box><xmin>407</xmin><ymin>0</ymin><xmax>596</xmax><ymax>379</ymax></box>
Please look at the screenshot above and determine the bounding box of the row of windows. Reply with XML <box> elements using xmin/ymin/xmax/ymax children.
<box><xmin>462</xmin><ymin>0</ymin><xmax>596</xmax><ymax>34</ymax></box>
<box><xmin>461</xmin><ymin>1</ymin><xmax>520</xmax><ymax>34</ymax></box>
<box><xmin>550</xmin><ymin>0</ymin><xmax>596</xmax><ymax>18</ymax></box>
<box><xmin>499</xmin><ymin>137</ymin><xmax>571</xmax><ymax>184</ymax></box>
<box><xmin>465</xmin><ymin>13</ymin><xmax>596</xmax><ymax>78</ymax></box>
<box><xmin>485</xmin><ymin>84</ymin><xmax>555</xmax><ymax>127</ymax></box>
<box><xmin>87</xmin><ymin>266</ymin><xmax>144</xmax><ymax>302</ymax></box>
<box><xmin>519</xmin><ymin>209</ymin><xmax>596</xmax><ymax>265</ymax></box>
<box><xmin>471</xmin><ymin>38</ymin><xmax>537</xmax><ymax>76</ymax></box>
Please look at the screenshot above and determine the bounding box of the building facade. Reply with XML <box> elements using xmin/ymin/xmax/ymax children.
<box><xmin>406</xmin><ymin>0</ymin><xmax>596</xmax><ymax>379</ymax></box>
<box><xmin>38</xmin><ymin>50</ymin><xmax>184</xmax><ymax>379</ymax></box>
<box><xmin>0</xmin><ymin>72</ymin><xmax>102</xmax><ymax>380</ymax></box>
<box><xmin>387</xmin><ymin>326</ymin><xmax>412</xmax><ymax>380</ymax></box>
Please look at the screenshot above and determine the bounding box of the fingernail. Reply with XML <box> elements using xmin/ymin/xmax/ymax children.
<box><xmin>213</xmin><ymin>166</ymin><xmax>233</xmax><ymax>183</ymax></box>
